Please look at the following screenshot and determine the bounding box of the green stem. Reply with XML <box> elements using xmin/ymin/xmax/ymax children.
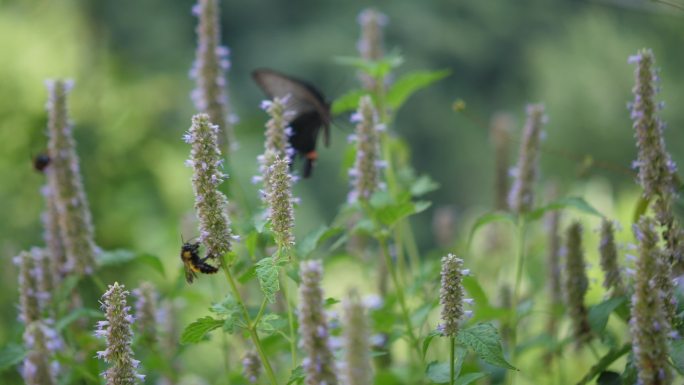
<box><xmin>449</xmin><ymin>337</ymin><xmax>456</xmax><ymax>385</ymax></box>
<box><xmin>507</xmin><ymin>217</ymin><xmax>528</xmax><ymax>385</ymax></box>
<box><xmin>379</xmin><ymin>237</ymin><xmax>424</xmax><ymax>364</ymax></box>
<box><xmin>220</xmin><ymin>255</ymin><xmax>278</xmax><ymax>385</ymax></box>
<box><xmin>280</xmin><ymin>272</ymin><xmax>298</xmax><ymax>368</ymax></box>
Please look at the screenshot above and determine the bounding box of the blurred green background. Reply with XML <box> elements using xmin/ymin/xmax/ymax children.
<box><xmin>1</xmin><ymin>0</ymin><xmax>683</xmax><ymax>381</ymax></box>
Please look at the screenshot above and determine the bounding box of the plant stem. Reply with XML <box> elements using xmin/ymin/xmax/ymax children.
<box><xmin>280</xmin><ymin>272</ymin><xmax>298</xmax><ymax>368</ymax></box>
<box><xmin>220</xmin><ymin>255</ymin><xmax>279</xmax><ymax>385</ymax></box>
<box><xmin>379</xmin><ymin>236</ymin><xmax>424</xmax><ymax>364</ymax></box>
<box><xmin>449</xmin><ymin>337</ymin><xmax>456</xmax><ymax>385</ymax></box>
<box><xmin>507</xmin><ymin>217</ymin><xmax>528</xmax><ymax>385</ymax></box>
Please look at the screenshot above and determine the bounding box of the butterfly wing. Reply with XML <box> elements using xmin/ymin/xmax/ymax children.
<box><xmin>252</xmin><ymin>68</ymin><xmax>331</xmax><ymax>148</ymax></box>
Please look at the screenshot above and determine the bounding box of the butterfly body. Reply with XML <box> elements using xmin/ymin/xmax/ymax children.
<box><xmin>252</xmin><ymin>68</ymin><xmax>331</xmax><ymax>177</ymax></box>
<box><xmin>33</xmin><ymin>153</ymin><xmax>51</xmax><ymax>172</ymax></box>
<box><xmin>180</xmin><ymin>241</ymin><xmax>219</xmax><ymax>284</ymax></box>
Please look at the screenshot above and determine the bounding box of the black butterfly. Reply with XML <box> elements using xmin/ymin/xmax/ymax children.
<box><xmin>252</xmin><ymin>68</ymin><xmax>331</xmax><ymax>178</ymax></box>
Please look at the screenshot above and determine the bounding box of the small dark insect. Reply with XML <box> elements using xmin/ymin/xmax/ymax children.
<box><xmin>33</xmin><ymin>153</ymin><xmax>51</xmax><ymax>172</ymax></box>
<box><xmin>252</xmin><ymin>68</ymin><xmax>331</xmax><ymax>178</ymax></box>
<box><xmin>180</xmin><ymin>241</ymin><xmax>219</xmax><ymax>284</ymax></box>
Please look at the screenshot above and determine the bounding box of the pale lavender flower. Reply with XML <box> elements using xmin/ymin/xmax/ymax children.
<box><xmin>265</xmin><ymin>157</ymin><xmax>296</xmax><ymax>251</ymax></box>
<box><xmin>95</xmin><ymin>282</ymin><xmax>145</xmax><ymax>385</ymax></box>
<box><xmin>241</xmin><ymin>351</ymin><xmax>261</xmax><ymax>384</ymax></box>
<box><xmin>298</xmin><ymin>260</ymin><xmax>339</xmax><ymax>385</ymax></box>
<box><xmin>439</xmin><ymin>254</ymin><xmax>468</xmax><ymax>337</ymax></box>
<box><xmin>629</xmin><ymin>48</ymin><xmax>684</xmax><ymax>269</ymax></box>
<box><xmin>564</xmin><ymin>222</ymin><xmax>592</xmax><ymax>347</ymax></box>
<box><xmin>15</xmin><ymin>248</ymin><xmax>54</xmax><ymax>323</ymax></box>
<box><xmin>341</xmin><ymin>289</ymin><xmax>373</xmax><ymax>385</ymax></box>
<box><xmin>133</xmin><ymin>282</ymin><xmax>158</xmax><ymax>344</ymax></box>
<box><xmin>185</xmin><ymin>113</ymin><xmax>233</xmax><ymax>259</ymax></box>
<box><xmin>45</xmin><ymin>79</ymin><xmax>97</xmax><ymax>275</ymax></box>
<box><xmin>630</xmin><ymin>218</ymin><xmax>671</xmax><ymax>385</ymax></box>
<box><xmin>599</xmin><ymin>219</ymin><xmax>626</xmax><ymax>298</ymax></box>
<box><xmin>348</xmin><ymin>96</ymin><xmax>382</xmax><ymax>203</ymax></box>
<box><xmin>507</xmin><ymin>104</ymin><xmax>546</xmax><ymax>214</ymax></box>
<box><xmin>190</xmin><ymin>0</ymin><xmax>237</xmax><ymax>152</ymax></box>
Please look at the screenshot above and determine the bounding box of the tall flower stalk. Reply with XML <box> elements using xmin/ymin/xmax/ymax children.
<box><xmin>598</xmin><ymin>219</ymin><xmax>626</xmax><ymax>298</ymax></box>
<box><xmin>341</xmin><ymin>290</ymin><xmax>373</xmax><ymax>385</ymax></box>
<box><xmin>490</xmin><ymin>112</ymin><xmax>513</xmax><ymax>211</ymax></box>
<box><xmin>298</xmin><ymin>260</ymin><xmax>339</xmax><ymax>385</ymax></box>
<box><xmin>508</xmin><ymin>104</ymin><xmax>546</xmax><ymax>214</ymax></box>
<box><xmin>631</xmin><ymin>218</ymin><xmax>671</xmax><ymax>384</ymax></box>
<box><xmin>356</xmin><ymin>8</ymin><xmax>388</xmax><ymax>91</ymax></box>
<box><xmin>265</xmin><ymin>157</ymin><xmax>296</xmax><ymax>253</ymax></box>
<box><xmin>564</xmin><ymin>222</ymin><xmax>592</xmax><ymax>348</ymax></box>
<box><xmin>184</xmin><ymin>113</ymin><xmax>233</xmax><ymax>259</ymax></box>
<box><xmin>45</xmin><ymin>79</ymin><xmax>97</xmax><ymax>275</ymax></box>
<box><xmin>439</xmin><ymin>254</ymin><xmax>470</xmax><ymax>385</ymax></box>
<box><xmin>95</xmin><ymin>282</ymin><xmax>145</xmax><ymax>385</ymax></box>
<box><xmin>629</xmin><ymin>49</ymin><xmax>684</xmax><ymax>269</ymax></box>
<box><xmin>190</xmin><ymin>0</ymin><xmax>237</xmax><ymax>153</ymax></box>
<box><xmin>349</xmin><ymin>95</ymin><xmax>383</xmax><ymax>202</ymax></box>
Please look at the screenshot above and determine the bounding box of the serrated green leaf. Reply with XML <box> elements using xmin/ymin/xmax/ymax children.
<box><xmin>0</xmin><ymin>344</ymin><xmax>26</xmax><ymax>372</ymax></box>
<box><xmin>410</xmin><ymin>175</ymin><xmax>440</xmax><ymax>197</ymax></box>
<box><xmin>455</xmin><ymin>372</ymin><xmax>487</xmax><ymax>385</ymax></box>
<box><xmin>526</xmin><ymin>197</ymin><xmax>603</xmax><ymax>221</ymax></box>
<box><xmin>324</xmin><ymin>297</ymin><xmax>340</xmax><ymax>307</ymax></box>
<box><xmin>256</xmin><ymin>257</ymin><xmax>280</xmax><ymax>303</ymax></box>
<box><xmin>386</xmin><ymin>69</ymin><xmax>451</xmax><ymax>111</ymax></box>
<box><xmin>373</xmin><ymin>200</ymin><xmax>431</xmax><ymax>228</ymax></box>
<box><xmin>670</xmin><ymin>339</ymin><xmax>684</xmax><ymax>374</ymax></box>
<box><xmin>297</xmin><ymin>225</ymin><xmax>344</xmax><ymax>258</ymax></box>
<box><xmin>588</xmin><ymin>296</ymin><xmax>627</xmax><ymax>334</ymax></box>
<box><xmin>467</xmin><ymin>211</ymin><xmax>517</xmax><ymax>249</ymax></box>
<box><xmin>180</xmin><ymin>316</ymin><xmax>224</xmax><ymax>344</ymax></box>
<box><xmin>426</xmin><ymin>361</ymin><xmax>450</xmax><ymax>383</ymax></box>
<box><xmin>331</xmin><ymin>89</ymin><xmax>366</xmax><ymax>115</ymax></box>
<box><xmin>56</xmin><ymin>308</ymin><xmax>102</xmax><ymax>331</ymax></box>
<box><xmin>456</xmin><ymin>323</ymin><xmax>516</xmax><ymax>370</ymax></box>
<box><xmin>256</xmin><ymin>313</ymin><xmax>284</xmax><ymax>334</ymax></box>
<box><xmin>286</xmin><ymin>365</ymin><xmax>305</xmax><ymax>385</ymax></box>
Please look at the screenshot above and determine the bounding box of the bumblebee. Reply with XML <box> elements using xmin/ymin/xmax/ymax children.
<box><xmin>180</xmin><ymin>241</ymin><xmax>219</xmax><ymax>283</ymax></box>
<box><xmin>33</xmin><ymin>153</ymin><xmax>51</xmax><ymax>172</ymax></box>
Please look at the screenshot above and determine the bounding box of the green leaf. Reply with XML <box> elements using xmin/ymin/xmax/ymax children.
<box><xmin>324</xmin><ymin>297</ymin><xmax>341</xmax><ymax>307</ymax></box>
<box><xmin>56</xmin><ymin>308</ymin><xmax>102</xmax><ymax>331</ymax></box>
<box><xmin>426</xmin><ymin>361</ymin><xmax>450</xmax><ymax>383</ymax></box>
<box><xmin>297</xmin><ymin>225</ymin><xmax>344</xmax><ymax>258</ymax></box>
<box><xmin>0</xmin><ymin>344</ymin><xmax>26</xmax><ymax>372</ymax></box>
<box><xmin>256</xmin><ymin>257</ymin><xmax>281</xmax><ymax>303</ymax></box>
<box><xmin>331</xmin><ymin>89</ymin><xmax>366</xmax><ymax>115</ymax></box>
<box><xmin>456</xmin><ymin>323</ymin><xmax>517</xmax><ymax>370</ymax></box>
<box><xmin>576</xmin><ymin>343</ymin><xmax>631</xmax><ymax>385</ymax></box>
<box><xmin>410</xmin><ymin>175</ymin><xmax>440</xmax><ymax>197</ymax></box>
<box><xmin>370</xmin><ymin>193</ymin><xmax>431</xmax><ymax>228</ymax></box>
<box><xmin>386</xmin><ymin>69</ymin><xmax>451</xmax><ymax>111</ymax></box>
<box><xmin>588</xmin><ymin>296</ymin><xmax>627</xmax><ymax>334</ymax></box>
<box><xmin>286</xmin><ymin>365</ymin><xmax>305</xmax><ymax>385</ymax></box>
<box><xmin>455</xmin><ymin>373</ymin><xmax>487</xmax><ymax>385</ymax></box>
<box><xmin>256</xmin><ymin>313</ymin><xmax>284</xmax><ymax>335</ymax></box>
<box><xmin>422</xmin><ymin>329</ymin><xmax>441</xmax><ymax>357</ymax></box>
<box><xmin>334</xmin><ymin>52</ymin><xmax>404</xmax><ymax>79</ymax></box>
<box><xmin>97</xmin><ymin>249</ymin><xmax>165</xmax><ymax>276</ymax></box>
<box><xmin>632</xmin><ymin>195</ymin><xmax>650</xmax><ymax>224</ymax></box>
<box><xmin>526</xmin><ymin>197</ymin><xmax>603</xmax><ymax>221</ymax></box>
<box><xmin>467</xmin><ymin>212</ymin><xmax>516</xmax><ymax>249</ymax></box>
<box><xmin>670</xmin><ymin>339</ymin><xmax>684</xmax><ymax>374</ymax></box>
<box><xmin>244</xmin><ymin>231</ymin><xmax>259</xmax><ymax>258</ymax></box>
<box><xmin>180</xmin><ymin>316</ymin><xmax>225</xmax><ymax>344</ymax></box>
<box><xmin>462</xmin><ymin>276</ymin><xmax>490</xmax><ymax>309</ymax></box>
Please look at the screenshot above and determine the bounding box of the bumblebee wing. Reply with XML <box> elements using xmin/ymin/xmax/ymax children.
<box><xmin>184</xmin><ymin>264</ymin><xmax>198</xmax><ymax>284</ymax></box>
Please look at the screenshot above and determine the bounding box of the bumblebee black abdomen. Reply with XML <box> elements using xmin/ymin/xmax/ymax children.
<box><xmin>195</xmin><ymin>261</ymin><xmax>219</xmax><ymax>274</ymax></box>
<box><xmin>180</xmin><ymin>241</ymin><xmax>218</xmax><ymax>283</ymax></box>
